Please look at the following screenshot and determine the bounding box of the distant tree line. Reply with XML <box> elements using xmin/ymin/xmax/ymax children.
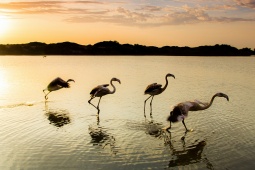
<box><xmin>0</xmin><ymin>41</ymin><xmax>254</xmax><ymax>56</ymax></box>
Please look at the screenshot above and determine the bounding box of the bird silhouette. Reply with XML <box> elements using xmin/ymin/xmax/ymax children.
<box><xmin>88</xmin><ymin>77</ymin><xmax>121</xmax><ymax>114</ymax></box>
<box><xmin>167</xmin><ymin>92</ymin><xmax>229</xmax><ymax>132</ymax></box>
<box><xmin>144</xmin><ymin>73</ymin><xmax>175</xmax><ymax>116</ymax></box>
<box><xmin>43</xmin><ymin>77</ymin><xmax>75</xmax><ymax>100</ymax></box>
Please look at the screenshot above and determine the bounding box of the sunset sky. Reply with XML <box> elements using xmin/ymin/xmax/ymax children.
<box><xmin>0</xmin><ymin>0</ymin><xmax>254</xmax><ymax>49</ymax></box>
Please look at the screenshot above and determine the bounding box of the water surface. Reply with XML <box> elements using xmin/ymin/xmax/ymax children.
<box><xmin>0</xmin><ymin>55</ymin><xmax>255</xmax><ymax>169</ymax></box>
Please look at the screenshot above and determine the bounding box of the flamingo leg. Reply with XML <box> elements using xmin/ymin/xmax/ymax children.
<box><xmin>97</xmin><ymin>97</ymin><xmax>102</xmax><ymax>113</ymax></box>
<box><xmin>166</xmin><ymin>121</ymin><xmax>172</xmax><ymax>133</ymax></box>
<box><xmin>182</xmin><ymin>119</ymin><xmax>188</xmax><ymax>131</ymax></box>
<box><xmin>149</xmin><ymin>96</ymin><xmax>154</xmax><ymax>115</ymax></box>
<box><xmin>181</xmin><ymin>131</ymin><xmax>188</xmax><ymax>141</ymax></box>
<box><xmin>88</xmin><ymin>97</ymin><xmax>99</xmax><ymax>111</ymax></box>
<box><xmin>88</xmin><ymin>97</ymin><xmax>95</xmax><ymax>104</ymax></box>
<box><xmin>44</xmin><ymin>91</ymin><xmax>51</xmax><ymax>100</ymax></box>
<box><xmin>144</xmin><ymin>95</ymin><xmax>152</xmax><ymax>116</ymax></box>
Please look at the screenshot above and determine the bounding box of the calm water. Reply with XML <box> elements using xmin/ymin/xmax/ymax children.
<box><xmin>0</xmin><ymin>55</ymin><xmax>255</xmax><ymax>170</ymax></box>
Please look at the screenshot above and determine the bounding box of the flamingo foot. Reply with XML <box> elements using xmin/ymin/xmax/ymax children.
<box><xmin>186</xmin><ymin>128</ymin><xmax>194</xmax><ymax>132</ymax></box>
<box><xmin>164</xmin><ymin>126</ymin><xmax>171</xmax><ymax>133</ymax></box>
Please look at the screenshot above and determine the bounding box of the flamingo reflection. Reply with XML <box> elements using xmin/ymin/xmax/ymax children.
<box><xmin>88</xmin><ymin>118</ymin><xmax>117</xmax><ymax>155</ymax></box>
<box><xmin>167</xmin><ymin>139</ymin><xmax>213</xmax><ymax>169</ymax></box>
<box><xmin>154</xmin><ymin>131</ymin><xmax>214</xmax><ymax>169</ymax></box>
<box><xmin>144</xmin><ymin>116</ymin><xmax>165</xmax><ymax>138</ymax></box>
<box><xmin>44</xmin><ymin>103</ymin><xmax>71</xmax><ymax>127</ymax></box>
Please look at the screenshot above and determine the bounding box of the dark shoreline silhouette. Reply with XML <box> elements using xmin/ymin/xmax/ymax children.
<box><xmin>0</xmin><ymin>41</ymin><xmax>254</xmax><ymax>56</ymax></box>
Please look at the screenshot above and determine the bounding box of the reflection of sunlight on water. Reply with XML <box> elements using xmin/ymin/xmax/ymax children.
<box><xmin>0</xmin><ymin>70</ymin><xmax>9</xmax><ymax>96</ymax></box>
<box><xmin>0</xmin><ymin>102</ymin><xmax>35</xmax><ymax>109</ymax></box>
<box><xmin>0</xmin><ymin>56</ymin><xmax>254</xmax><ymax>169</ymax></box>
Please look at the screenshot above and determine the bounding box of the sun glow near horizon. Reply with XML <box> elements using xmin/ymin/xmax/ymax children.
<box><xmin>0</xmin><ymin>15</ymin><xmax>11</xmax><ymax>36</ymax></box>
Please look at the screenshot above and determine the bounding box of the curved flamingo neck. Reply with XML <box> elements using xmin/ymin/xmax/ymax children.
<box><xmin>200</xmin><ymin>94</ymin><xmax>218</xmax><ymax>110</ymax></box>
<box><xmin>110</xmin><ymin>80</ymin><xmax>116</xmax><ymax>94</ymax></box>
<box><xmin>67</xmin><ymin>79</ymin><xmax>74</xmax><ymax>83</ymax></box>
<box><xmin>161</xmin><ymin>75</ymin><xmax>169</xmax><ymax>92</ymax></box>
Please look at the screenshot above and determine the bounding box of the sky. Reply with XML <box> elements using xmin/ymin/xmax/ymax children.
<box><xmin>0</xmin><ymin>0</ymin><xmax>254</xmax><ymax>49</ymax></box>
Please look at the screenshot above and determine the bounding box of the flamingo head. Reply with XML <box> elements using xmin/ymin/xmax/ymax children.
<box><xmin>216</xmin><ymin>92</ymin><xmax>229</xmax><ymax>101</ymax></box>
<box><xmin>166</xmin><ymin>73</ymin><xmax>175</xmax><ymax>79</ymax></box>
<box><xmin>112</xmin><ymin>77</ymin><xmax>121</xmax><ymax>84</ymax></box>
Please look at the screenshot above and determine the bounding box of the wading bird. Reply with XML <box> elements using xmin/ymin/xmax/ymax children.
<box><xmin>43</xmin><ymin>77</ymin><xmax>75</xmax><ymax>100</ymax></box>
<box><xmin>88</xmin><ymin>77</ymin><xmax>121</xmax><ymax>113</ymax></box>
<box><xmin>167</xmin><ymin>92</ymin><xmax>229</xmax><ymax>132</ymax></box>
<box><xmin>144</xmin><ymin>73</ymin><xmax>175</xmax><ymax>116</ymax></box>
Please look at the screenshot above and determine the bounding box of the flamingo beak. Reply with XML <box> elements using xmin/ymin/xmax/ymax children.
<box><xmin>222</xmin><ymin>94</ymin><xmax>229</xmax><ymax>101</ymax></box>
<box><xmin>226</xmin><ymin>96</ymin><xmax>229</xmax><ymax>101</ymax></box>
<box><xmin>117</xmin><ymin>79</ymin><xmax>121</xmax><ymax>84</ymax></box>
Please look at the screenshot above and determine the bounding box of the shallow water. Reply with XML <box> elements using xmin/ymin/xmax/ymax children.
<box><xmin>0</xmin><ymin>55</ymin><xmax>255</xmax><ymax>169</ymax></box>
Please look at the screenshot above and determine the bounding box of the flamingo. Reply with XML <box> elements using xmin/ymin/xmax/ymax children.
<box><xmin>88</xmin><ymin>77</ymin><xmax>121</xmax><ymax>113</ymax></box>
<box><xmin>166</xmin><ymin>92</ymin><xmax>229</xmax><ymax>132</ymax></box>
<box><xmin>144</xmin><ymin>73</ymin><xmax>175</xmax><ymax>116</ymax></box>
<box><xmin>43</xmin><ymin>77</ymin><xmax>75</xmax><ymax>100</ymax></box>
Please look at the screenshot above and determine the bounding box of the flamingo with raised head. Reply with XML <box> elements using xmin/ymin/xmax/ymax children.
<box><xmin>88</xmin><ymin>77</ymin><xmax>121</xmax><ymax>113</ymax></box>
<box><xmin>144</xmin><ymin>73</ymin><xmax>175</xmax><ymax>116</ymax></box>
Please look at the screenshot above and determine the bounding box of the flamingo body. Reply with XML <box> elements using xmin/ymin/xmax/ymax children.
<box><xmin>145</xmin><ymin>83</ymin><xmax>163</xmax><ymax>95</ymax></box>
<box><xmin>88</xmin><ymin>78</ymin><xmax>121</xmax><ymax>113</ymax></box>
<box><xmin>167</xmin><ymin>92</ymin><xmax>229</xmax><ymax>131</ymax></box>
<box><xmin>43</xmin><ymin>77</ymin><xmax>75</xmax><ymax>100</ymax></box>
<box><xmin>90</xmin><ymin>84</ymin><xmax>110</xmax><ymax>97</ymax></box>
<box><xmin>144</xmin><ymin>73</ymin><xmax>175</xmax><ymax>116</ymax></box>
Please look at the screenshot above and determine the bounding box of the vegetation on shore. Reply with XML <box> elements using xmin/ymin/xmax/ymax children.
<box><xmin>0</xmin><ymin>41</ymin><xmax>254</xmax><ymax>56</ymax></box>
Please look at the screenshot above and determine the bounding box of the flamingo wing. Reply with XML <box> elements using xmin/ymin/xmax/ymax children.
<box><xmin>54</xmin><ymin>77</ymin><xmax>69</xmax><ymax>87</ymax></box>
<box><xmin>145</xmin><ymin>83</ymin><xmax>162</xmax><ymax>94</ymax></box>
<box><xmin>90</xmin><ymin>84</ymin><xmax>109</xmax><ymax>97</ymax></box>
<box><xmin>94</xmin><ymin>86</ymin><xmax>110</xmax><ymax>97</ymax></box>
<box><xmin>100</xmin><ymin>84</ymin><xmax>109</xmax><ymax>87</ymax></box>
<box><xmin>90</xmin><ymin>86</ymin><xmax>101</xmax><ymax>96</ymax></box>
<box><xmin>47</xmin><ymin>77</ymin><xmax>69</xmax><ymax>91</ymax></box>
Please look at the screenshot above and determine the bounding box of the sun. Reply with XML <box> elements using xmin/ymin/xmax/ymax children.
<box><xmin>0</xmin><ymin>15</ymin><xmax>10</xmax><ymax>35</ymax></box>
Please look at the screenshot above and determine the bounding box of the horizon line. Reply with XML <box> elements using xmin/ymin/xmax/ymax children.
<box><xmin>0</xmin><ymin>40</ymin><xmax>253</xmax><ymax>50</ymax></box>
